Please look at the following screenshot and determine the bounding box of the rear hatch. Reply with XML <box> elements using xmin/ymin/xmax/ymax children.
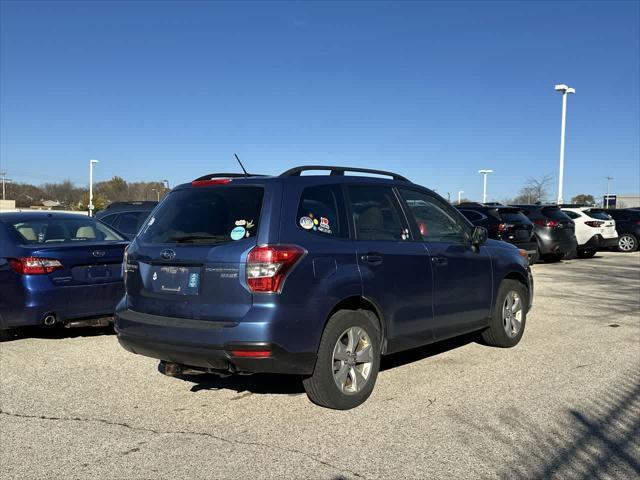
<box><xmin>495</xmin><ymin>208</ymin><xmax>534</xmax><ymax>242</ymax></box>
<box><xmin>541</xmin><ymin>206</ymin><xmax>575</xmax><ymax>239</ymax></box>
<box><xmin>584</xmin><ymin>209</ymin><xmax>617</xmax><ymax>238</ymax></box>
<box><xmin>126</xmin><ymin>183</ymin><xmax>265</xmax><ymax>322</ymax></box>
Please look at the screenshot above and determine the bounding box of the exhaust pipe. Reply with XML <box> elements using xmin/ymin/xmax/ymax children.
<box><xmin>43</xmin><ymin>314</ymin><xmax>56</xmax><ymax>326</ymax></box>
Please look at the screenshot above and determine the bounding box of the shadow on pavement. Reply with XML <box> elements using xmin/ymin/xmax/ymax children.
<box><xmin>177</xmin><ymin>333</ymin><xmax>478</xmax><ymax>395</ymax></box>
<box><xmin>458</xmin><ymin>370</ymin><xmax>640</xmax><ymax>479</ymax></box>
<box><xmin>3</xmin><ymin>324</ymin><xmax>114</xmax><ymax>342</ymax></box>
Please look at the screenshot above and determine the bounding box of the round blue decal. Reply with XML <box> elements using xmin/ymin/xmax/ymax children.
<box><xmin>230</xmin><ymin>226</ymin><xmax>246</xmax><ymax>241</ymax></box>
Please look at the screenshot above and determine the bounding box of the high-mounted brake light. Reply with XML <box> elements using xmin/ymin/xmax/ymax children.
<box><xmin>191</xmin><ymin>179</ymin><xmax>232</xmax><ymax>187</ymax></box>
<box><xmin>9</xmin><ymin>257</ymin><xmax>64</xmax><ymax>275</ymax></box>
<box><xmin>584</xmin><ymin>221</ymin><xmax>604</xmax><ymax>228</ymax></box>
<box><xmin>246</xmin><ymin>245</ymin><xmax>305</xmax><ymax>293</ymax></box>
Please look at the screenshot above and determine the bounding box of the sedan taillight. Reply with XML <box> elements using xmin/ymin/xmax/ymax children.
<box><xmin>246</xmin><ymin>245</ymin><xmax>304</xmax><ymax>293</ymax></box>
<box><xmin>9</xmin><ymin>257</ymin><xmax>64</xmax><ymax>275</ymax></box>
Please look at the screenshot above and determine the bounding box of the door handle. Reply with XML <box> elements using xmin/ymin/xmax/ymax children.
<box><xmin>362</xmin><ymin>253</ymin><xmax>384</xmax><ymax>266</ymax></box>
<box><xmin>431</xmin><ymin>256</ymin><xmax>448</xmax><ymax>266</ymax></box>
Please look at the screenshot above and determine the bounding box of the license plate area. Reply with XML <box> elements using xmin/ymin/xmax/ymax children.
<box><xmin>149</xmin><ymin>265</ymin><xmax>201</xmax><ymax>296</ymax></box>
<box><xmin>87</xmin><ymin>265</ymin><xmax>111</xmax><ymax>279</ymax></box>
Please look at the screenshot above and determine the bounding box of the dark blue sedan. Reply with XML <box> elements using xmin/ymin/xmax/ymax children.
<box><xmin>0</xmin><ymin>211</ymin><xmax>128</xmax><ymax>339</ymax></box>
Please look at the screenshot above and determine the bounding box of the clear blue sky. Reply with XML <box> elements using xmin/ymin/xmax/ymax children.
<box><xmin>1</xmin><ymin>0</ymin><xmax>638</xmax><ymax>202</ymax></box>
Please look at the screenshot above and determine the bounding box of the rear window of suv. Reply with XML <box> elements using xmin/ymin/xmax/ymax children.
<box><xmin>584</xmin><ymin>209</ymin><xmax>612</xmax><ymax>221</ymax></box>
<box><xmin>138</xmin><ymin>187</ymin><xmax>263</xmax><ymax>244</ymax></box>
<box><xmin>498</xmin><ymin>209</ymin><xmax>531</xmax><ymax>223</ymax></box>
<box><xmin>541</xmin><ymin>207</ymin><xmax>571</xmax><ymax>221</ymax></box>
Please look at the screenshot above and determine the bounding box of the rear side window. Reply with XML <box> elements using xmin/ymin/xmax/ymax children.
<box><xmin>297</xmin><ymin>185</ymin><xmax>345</xmax><ymax>238</ymax></box>
<box><xmin>348</xmin><ymin>185</ymin><xmax>410</xmax><ymax>241</ymax></box>
<box><xmin>138</xmin><ymin>187</ymin><xmax>263</xmax><ymax>244</ymax></box>
<box><xmin>8</xmin><ymin>218</ymin><xmax>124</xmax><ymax>244</ymax></box>
<box><xmin>563</xmin><ymin>210</ymin><xmax>581</xmax><ymax>219</ymax></box>
<box><xmin>100</xmin><ymin>214</ymin><xmax>119</xmax><ymax>226</ymax></box>
<box><xmin>585</xmin><ymin>209</ymin><xmax>612</xmax><ymax>221</ymax></box>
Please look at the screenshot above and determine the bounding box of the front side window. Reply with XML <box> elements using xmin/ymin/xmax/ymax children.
<box><xmin>297</xmin><ymin>185</ymin><xmax>344</xmax><ymax>237</ymax></box>
<box><xmin>347</xmin><ymin>185</ymin><xmax>410</xmax><ymax>241</ymax></box>
<box><xmin>399</xmin><ymin>188</ymin><xmax>468</xmax><ymax>243</ymax></box>
<box><xmin>138</xmin><ymin>187</ymin><xmax>263</xmax><ymax>244</ymax></box>
<box><xmin>10</xmin><ymin>217</ymin><xmax>124</xmax><ymax>244</ymax></box>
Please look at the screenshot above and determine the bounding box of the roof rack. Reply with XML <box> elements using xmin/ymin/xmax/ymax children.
<box><xmin>280</xmin><ymin>165</ymin><xmax>410</xmax><ymax>182</ymax></box>
<box><xmin>192</xmin><ymin>173</ymin><xmax>266</xmax><ymax>182</ymax></box>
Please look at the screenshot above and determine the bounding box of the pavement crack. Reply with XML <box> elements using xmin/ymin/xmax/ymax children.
<box><xmin>0</xmin><ymin>409</ymin><xmax>367</xmax><ymax>479</ymax></box>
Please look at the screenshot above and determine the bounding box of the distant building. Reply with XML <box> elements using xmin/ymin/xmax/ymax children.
<box><xmin>0</xmin><ymin>199</ymin><xmax>16</xmax><ymax>210</ymax></box>
<box><xmin>603</xmin><ymin>194</ymin><xmax>640</xmax><ymax>209</ymax></box>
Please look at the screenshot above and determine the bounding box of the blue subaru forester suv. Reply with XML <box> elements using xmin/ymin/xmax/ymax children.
<box><xmin>116</xmin><ymin>166</ymin><xmax>533</xmax><ymax>409</ymax></box>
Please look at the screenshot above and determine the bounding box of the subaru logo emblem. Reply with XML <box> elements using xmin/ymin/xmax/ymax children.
<box><xmin>92</xmin><ymin>250</ymin><xmax>106</xmax><ymax>257</ymax></box>
<box><xmin>160</xmin><ymin>249</ymin><xmax>176</xmax><ymax>260</ymax></box>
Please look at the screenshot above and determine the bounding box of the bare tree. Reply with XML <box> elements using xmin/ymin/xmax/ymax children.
<box><xmin>512</xmin><ymin>174</ymin><xmax>553</xmax><ymax>204</ymax></box>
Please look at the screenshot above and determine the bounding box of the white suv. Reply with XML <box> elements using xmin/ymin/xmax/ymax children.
<box><xmin>561</xmin><ymin>207</ymin><xmax>618</xmax><ymax>258</ymax></box>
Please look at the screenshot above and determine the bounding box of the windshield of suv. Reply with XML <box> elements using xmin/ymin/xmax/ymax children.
<box><xmin>9</xmin><ymin>217</ymin><xmax>124</xmax><ymax>244</ymax></box>
<box><xmin>585</xmin><ymin>209</ymin><xmax>613</xmax><ymax>221</ymax></box>
<box><xmin>138</xmin><ymin>187</ymin><xmax>264</xmax><ymax>244</ymax></box>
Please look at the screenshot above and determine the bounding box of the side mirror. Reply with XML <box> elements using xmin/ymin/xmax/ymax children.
<box><xmin>471</xmin><ymin>226</ymin><xmax>488</xmax><ymax>247</ymax></box>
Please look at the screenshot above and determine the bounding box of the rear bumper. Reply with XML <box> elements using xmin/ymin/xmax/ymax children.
<box><xmin>510</xmin><ymin>241</ymin><xmax>538</xmax><ymax>256</ymax></box>
<box><xmin>0</xmin><ymin>279</ymin><xmax>123</xmax><ymax>329</ymax></box>
<box><xmin>115</xmin><ymin>308</ymin><xmax>316</xmax><ymax>375</ymax></box>
<box><xmin>580</xmin><ymin>234</ymin><xmax>618</xmax><ymax>250</ymax></box>
<box><xmin>537</xmin><ymin>235</ymin><xmax>577</xmax><ymax>255</ymax></box>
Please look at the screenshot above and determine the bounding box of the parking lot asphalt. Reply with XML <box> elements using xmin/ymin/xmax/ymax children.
<box><xmin>1</xmin><ymin>251</ymin><xmax>639</xmax><ymax>480</ymax></box>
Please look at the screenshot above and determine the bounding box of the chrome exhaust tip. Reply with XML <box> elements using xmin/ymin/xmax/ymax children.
<box><xmin>43</xmin><ymin>314</ymin><xmax>56</xmax><ymax>326</ymax></box>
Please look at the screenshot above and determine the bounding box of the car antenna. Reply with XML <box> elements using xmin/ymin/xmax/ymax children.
<box><xmin>234</xmin><ymin>153</ymin><xmax>249</xmax><ymax>177</ymax></box>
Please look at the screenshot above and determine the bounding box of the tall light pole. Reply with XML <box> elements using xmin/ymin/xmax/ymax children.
<box><xmin>162</xmin><ymin>179</ymin><xmax>170</xmax><ymax>190</ymax></box>
<box><xmin>605</xmin><ymin>176</ymin><xmax>613</xmax><ymax>208</ymax></box>
<box><xmin>458</xmin><ymin>190</ymin><xmax>464</xmax><ymax>205</ymax></box>
<box><xmin>88</xmin><ymin>159</ymin><xmax>99</xmax><ymax>216</ymax></box>
<box><xmin>151</xmin><ymin>188</ymin><xmax>160</xmax><ymax>202</ymax></box>
<box><xmin>0</xmin><ymin>172</ymin><xmax>13</xmax><ymax>200</ymax></box>
<box><xmin>478</xmin><ymin>169</ymin><xmax>493</xmax><ymax>203</ymax></box>
<box><xmin>554</xmin><ymin>84</ymin><xmax>576</xmax><ymax>204</ymax></box>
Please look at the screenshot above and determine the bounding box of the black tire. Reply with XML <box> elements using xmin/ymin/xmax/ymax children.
<box><xmin>303</xmin><ymin>310</ymin><xmax>381</xmax><ymax>410</ymax></box>
<box><xmin>617</xmin><ymin>233</ymin><xmax>638</xmax><ymax>253</ymax></box>
<box><xmin>576</xmin><ymin>249</ymin><xmax>597</xmax><ymax>259</ymax></box>
<box><xmin>481</xmin><ymin>279</ymin><xmax>527</xmax><ymax>348</ymax></box>
<box><xmin>0</xmin><ymin>328</ymin><xmax>16</xmax><ymax>342</ymax></box>
<box><xmin>542</xmin><ymin>253</ymin><xmax>564</xmax><ymax>263</ymax></box>
<box><xmin>529</xmin><ymin>247</ymin><xmax>540</xmax><ymax>265</ymax></box>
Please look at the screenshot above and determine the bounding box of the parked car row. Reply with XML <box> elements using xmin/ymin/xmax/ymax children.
<box><xmin>457</xmin><ymin>202</ymin><xmax>638</xmax><ymax>262</ymax></box>
<box><xmin>0</xmin><ymin>166</ymin><xmax>636</xmax><ymax>410</ymax></box>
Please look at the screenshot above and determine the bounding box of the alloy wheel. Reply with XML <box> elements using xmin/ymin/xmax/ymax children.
<box><xmin>502</xmin><ymin>291</ymin><xmax>523</xmax><ymax>338</ymax></box>
<box><xmin>619</xmin><ymin>235</ymin><xmax>636</xmax><ymax>252</ymax></box>
<box><xmin>332</xmin><ymin>327</ymin><xmax>373</xmax><ymax>395</ymax></box>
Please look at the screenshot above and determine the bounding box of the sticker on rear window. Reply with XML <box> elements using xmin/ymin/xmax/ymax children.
<box><xmin>230</xmin><ymin>226</ymin><xmax>246</xmax><ymax>240</ymax></box>
<box><xmin>299</xmin><ymin>216</ymin><xmax>314</xmax><ymax>230</ymax></box>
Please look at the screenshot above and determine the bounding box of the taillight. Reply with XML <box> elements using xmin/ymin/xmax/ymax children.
<box><xmin>584</xmin><ymin>221</ymin><xmax>604</xmax><ymax>228</ymax></box>
<box><xmin>9</xmin><ymin>257</ymin><xmax>64</xmax><ymax>275</ymax></box>
<box><xmin>246</xmin><ymin>245</ymin><xmax>305</xmax><ymax>293</ymax></box>
<box><xmin>534</xmin><ymin>219</ymin><xmax>559</xmax><ymax>228</ymax></box>
<box><xmin>497</xmin><ymin>223</ymin><xmax>514</xmax><ymax>233</ymax></box>
<box><xmin>191</xmin><ymin>179</ymin><xmax>232</xmax><ymax>187</ymax></box>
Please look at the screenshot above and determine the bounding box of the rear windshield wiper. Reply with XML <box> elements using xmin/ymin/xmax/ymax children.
<box><xmin>169</xmin><ymin>235</ymin><xmax>227</xmax><ymax>243</ymax></box>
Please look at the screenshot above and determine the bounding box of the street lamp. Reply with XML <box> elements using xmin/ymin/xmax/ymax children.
<box><xmin>605</xmin><ymin>176</ymin><xmax>614</xmax><ymax>208</ymax></box>
<box><xmin>0</xmin><ymin>171</ymin><xmax>12</xmax><ymax>201</ymax></box>
<box><xmin>88</xmin><ymin>159</ymin><xmax>99</xmax><ymax>216</ymax></box>
<box><xmin>478</xmin><ymin>170</ymin><xmax>493</xmax><ymax>203</ymax></box>
<box><xmin>554</xmin><ymin>84</ymin><xmax>576</xmax><ymax>204</ymax></box>
<box><xmin>458</xmin><ymin>190</ymin><xmax>464</xmax><ymax>205</ymax></box>
<box><xmin>162</xmin><ymin>179</ymin><xmax>170</xmax><ymax>190</ymax></box>
<box><xmin>151</xmin><ymin>188</ymin><xmax>160</xmax><ymax>202</ymax></box>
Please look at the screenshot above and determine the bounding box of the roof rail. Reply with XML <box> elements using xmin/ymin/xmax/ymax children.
<box><xmin>280</xmin><ymin>165</ymin><xmax>410</xmax><ymax>182</ymax></box>
<box><xmin>192</xmin><ymin>173</ymin><xmax>266</xmax><ymax>182</ymax></box>
<box><xmin>457</xmin><ymin>202</ymin><xmax>484</xmax><ymax>207</ymax></box>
